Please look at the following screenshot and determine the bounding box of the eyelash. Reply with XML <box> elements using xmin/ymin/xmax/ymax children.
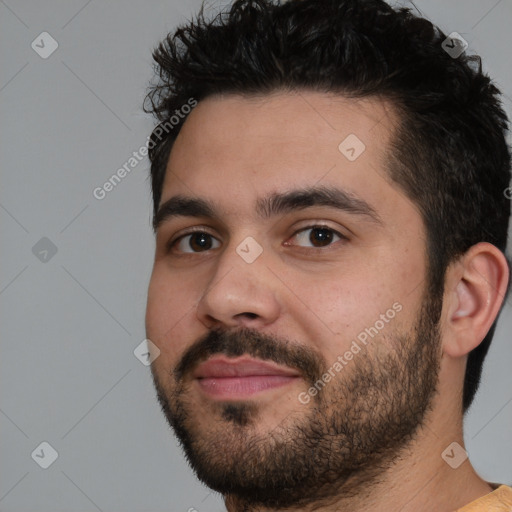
<box><xmin>166</xmin><ymin>224</ymin><xmax>347</xmax><ymax>254</ymax></box>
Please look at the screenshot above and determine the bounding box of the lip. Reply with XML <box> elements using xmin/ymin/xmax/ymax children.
<box><xmin>193</xmin><ymin>356</ymin><xmax>301</xmax><ymax>399</ymax></box>
<box><xmin>193</xmin><ymin>356</ymin><xmax>300</xmax><ymax>378</ymax></box>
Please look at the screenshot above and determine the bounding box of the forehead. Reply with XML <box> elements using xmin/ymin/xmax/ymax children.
<box><xmin>160</xmin><ymin>91</ymin><xmax>405</xmax><ymax>220</ymax></box>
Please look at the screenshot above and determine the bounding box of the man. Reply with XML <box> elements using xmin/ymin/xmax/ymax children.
<box><xmin>143</xmin><ymin>0</ymin><xmax>512</xmax><ymax>510</ymax></box>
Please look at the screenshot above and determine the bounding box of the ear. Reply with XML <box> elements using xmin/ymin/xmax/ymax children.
<box><xmin>442</xmin><ymin>242</ymin><xmax>510</xmax><ymax>358</ymax></box>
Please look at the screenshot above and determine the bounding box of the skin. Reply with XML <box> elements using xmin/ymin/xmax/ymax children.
<box><xmin>145</xmin><ymin>91</ymin><xmax>509</xmax><ymax>511</ymax></box>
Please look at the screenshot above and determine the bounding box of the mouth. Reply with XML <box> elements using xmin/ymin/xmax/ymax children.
<box><xmin>192</xmin><ymin>355</ymin><xmax>301</xmax><ymax>399</ymax></box>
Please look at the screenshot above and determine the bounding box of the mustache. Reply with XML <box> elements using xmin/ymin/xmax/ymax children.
<box><xmin>174</xmin><ymin>327</ymin><xmax>325</xmax><ymax>385</ymax></box>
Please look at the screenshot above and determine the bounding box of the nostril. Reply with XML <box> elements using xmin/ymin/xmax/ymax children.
<box><xmin>239</xmin><ymin>312</ymin><xmax>258</xmax><ymax>320</ymax></box>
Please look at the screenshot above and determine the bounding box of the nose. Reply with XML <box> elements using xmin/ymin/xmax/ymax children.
<box><xmin>195</xmin><ymin>240</ymin><xmax>282</xmax><ymax>330</ymax></box>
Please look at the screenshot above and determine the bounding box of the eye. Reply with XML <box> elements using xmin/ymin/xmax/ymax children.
<box><xmin>171</xmin><ymin>231</ymin><xmax>221</xmax><ymax>253</ymax></box>
<box><xmin>287</xmin><ymin>225</ymin><xmax>345</xmax><ymax>248</ymax></box>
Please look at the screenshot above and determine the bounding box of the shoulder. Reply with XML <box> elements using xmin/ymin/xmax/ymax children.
<box><xmin>456</xmin><ymin>484</ymin><xmax>512</xmax><ymax>511</ymax></box>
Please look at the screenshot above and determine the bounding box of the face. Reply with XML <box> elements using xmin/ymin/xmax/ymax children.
<box><xmin>145</xmin><ymin>91</ymin><xmax>443</xmax><ymax>509</ymax></box>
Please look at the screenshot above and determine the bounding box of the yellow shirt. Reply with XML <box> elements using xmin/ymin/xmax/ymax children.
<box><xmin>457</xmin><ymin>485</ymin><xmax>512</xmax><ymax>511</ymax></box>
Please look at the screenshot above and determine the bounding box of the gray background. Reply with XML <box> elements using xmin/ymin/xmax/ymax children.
<box><xmin>0</xmin><ymin>1</ymin><xmax>511</xmax><ymax>511</ymax></box>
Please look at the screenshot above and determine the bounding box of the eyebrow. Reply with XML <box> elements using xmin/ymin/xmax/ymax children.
<box><xmin>153</xmin><ymin>185</ymin><xmax>383</xmax><ymax>231</ymax></box>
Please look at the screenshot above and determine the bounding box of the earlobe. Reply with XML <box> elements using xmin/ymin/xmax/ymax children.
<box><xmin>444</xmin><ymin>243</ymin><xmax>509</xmax><ymax>358</ymax></box>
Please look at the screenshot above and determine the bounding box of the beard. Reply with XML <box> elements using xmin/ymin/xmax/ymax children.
<box><xmin>150</xmin><ymin>292</ymin><xmax>443</xmax><ymax>510</ymax></box>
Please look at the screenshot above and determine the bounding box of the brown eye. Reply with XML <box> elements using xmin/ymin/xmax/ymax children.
<box><xmin>173</xmin><ymin>232</ymin><xmax>220</xmax><ymax>253</ymax></box>
<box><xmin>289</xmin><ymin>226</ymin><xmax>344</xmax><ymax>248</ymax></box>
<box><xmin>309</xmin><ymin>227</ymin><xmax>334</xmax><ymax>247</ymax></box>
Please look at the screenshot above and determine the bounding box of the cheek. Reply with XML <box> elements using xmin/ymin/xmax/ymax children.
<box><xmin>271</xmin><ymin>269</ymin><xmax>367</xmax><ymax>361</ymax></box>
<box><xmin>284</xmin><ymin>265</ymin><xmax>413</xmax><ymax>363</ymax></box>
<box><xmin>145</xmin><ymin>265</ymin><xmax>197</xmax><ymax>362</ymax></box>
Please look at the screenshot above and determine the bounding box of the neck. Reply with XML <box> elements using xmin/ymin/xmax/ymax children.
<box><xmin>224</xmin><ymin>400</ymin><xmax>492</xmax><ymax>512</ymax></box>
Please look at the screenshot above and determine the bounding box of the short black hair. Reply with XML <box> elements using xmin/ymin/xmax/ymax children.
<box><xmin>144</xmin><ymin>0</ymin><xmax>511</xmax><ymax>412</ymax></box>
